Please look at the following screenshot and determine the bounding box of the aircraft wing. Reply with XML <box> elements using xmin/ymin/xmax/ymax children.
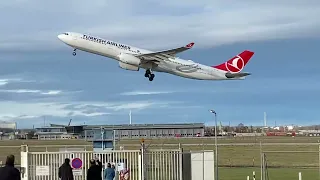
<box><xmin>135</xmin><ymin>42</ymin><xmax>194</xmax><ymax>63</ymax></box>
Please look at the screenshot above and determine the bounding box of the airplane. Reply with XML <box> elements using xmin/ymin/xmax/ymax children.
<box><xmin>57</xmin><ymin>32</ymin><xmax>255</xmax><ymax>81</ymax></box>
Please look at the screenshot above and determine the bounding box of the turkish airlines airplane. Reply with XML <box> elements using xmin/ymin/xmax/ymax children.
<box><xmin>57</xmin><ymin>32</ymin><xmax>255</xmax><ymax>81</ymax></box>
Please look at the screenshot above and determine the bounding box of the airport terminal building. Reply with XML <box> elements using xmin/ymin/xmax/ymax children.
<box><xmin>35</xmin><ymin>123</ymin><xmax>205</xmax><ymax>140</ymax></box>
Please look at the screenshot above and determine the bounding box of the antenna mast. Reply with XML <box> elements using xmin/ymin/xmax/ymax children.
<box><xmin>264</xmin><ymin>112</ymin><xmax>267</xmax><ymax>127</ymax></box>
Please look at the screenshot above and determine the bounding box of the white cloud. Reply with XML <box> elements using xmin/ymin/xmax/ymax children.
<box><xmin>107</xmin><ymin>102</ymin><xmax>155</xmax><ymax>111</ymax></box>
<box><xmin>0</xmin><ymin>89</ymin><xmax>62</xmax><ymax>95</ymax></box>
<box><xmin>0</xmin><ymin>101</ymin><xmax>109</xmax><ymax>121</ymax></box>
<box><xmin>120</xmin><ymin>90</ymin><xmax>176</xmax><ymax>96</ymax></box>
<box><xmin>0</xmin><ymin>100</ymin><xmax>176</xmax><ymax>121</ymax></box>
<box><xmin>84</xmin><ymin>112</ymin><xmax>109</xmax><ymax>117</ymax></box>
<box><xmin>0</xmin><ymin>114</ymin><xmax>39</xmax><ymax>121</ymax></box>
<box><xmin>1</xmin><ymin>0</ymin><xmax>320</xmax><ymax>51</ymax></box>
<box><xmin>41</xmin><ymin>90</ymin><xmax>62</xmax><ymax>95</ymax></box>
<box><xmin>0</xmin><ymin>79</ymin><xmax>9</xmax><ymax>86</ymax></box>
<box><xmin>71</xmin><ymin>101</ymin><xmax>176</xmax><ymax>111</ymax></box>
<box><xmin>0</xmin><ymin>78</ymin><xmax>31</xmax><ymax>86</ymax></box>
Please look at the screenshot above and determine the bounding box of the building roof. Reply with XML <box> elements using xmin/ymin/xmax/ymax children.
<box><xmin>48</xmin><ymin>123</ymin><xmax>205</xmax><ymax>130</ymax></box>
<box><xmin>0</xmin><ymin>121</ymin><xmax>16</xmax><ymax>129</ymax></box>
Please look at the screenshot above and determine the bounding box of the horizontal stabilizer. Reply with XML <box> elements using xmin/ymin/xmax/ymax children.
<box><xmin>225</xmin><ymin>72</ymin><xmax>251</xmax><ymax>78</ymax></box>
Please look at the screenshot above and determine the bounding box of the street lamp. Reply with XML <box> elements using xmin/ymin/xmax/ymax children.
<box><xmin>101</xmin><ymin>126</ymin><xmax>104</xmax><ymax>150</ymax></box>
<box><xmin>210</xmin><ymin>109</ymin><xmax>218</xmax><ymax>180</ymax></box>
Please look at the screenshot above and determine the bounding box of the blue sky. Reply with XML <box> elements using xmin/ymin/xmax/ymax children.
<box><xmin>1</xmin><ymin>0</ymin><xmax>320</xmax><ymax>128</ymax></box>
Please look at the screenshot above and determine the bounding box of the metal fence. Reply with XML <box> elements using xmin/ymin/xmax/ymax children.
<box><xmin>143</xmin><ymin>150</ymin><xmax>183</xmax><ymax>180</ymax></box>
<box><xmin>14</xmin><ymin>140</ymin><xmax>320</xmax><ymax>180</ymax></box>
<box><xmin>20</xmin><ymin>144</ymin><xmax>193</xmax><ymax>180</ymax></box>
<box><xmin>261</xmin><ymin>150</ymin><xmax>320</xmax><ymax>180</ymax></box>
<box><xmin>0</xmin><ymin>145</ymin><xmax>92</xmax><ymax>166</ymax></box>
<box><xmin>25</xmin><ymin>150</ymin><xmax>141</xmax><ymax>180</ymax></box>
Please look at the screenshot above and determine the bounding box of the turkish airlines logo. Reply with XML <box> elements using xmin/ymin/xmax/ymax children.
<box><xmin>186</xmin><ymin>42</ymin><xmax>194</xmax><ymax>48</ymax></box>
<box><xmin>225</xmin><ymin>56</ymin><xmax>244</xmax><ymax>73</ymax></box>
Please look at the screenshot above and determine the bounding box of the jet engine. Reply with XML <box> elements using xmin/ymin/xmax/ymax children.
<box><xmin>119</xmin><ymin>62</ymin><xmax>139</xmax><ymax>71</ymax></box>
<box><xmin>118</xmin><ymin>53</ymin><xmax>141</xmax><ymax>66</ymax></box>
<box><xmin>225</xmin><ymin>72</ymin><xmax>251</xmax><ymax>78</ymax></box>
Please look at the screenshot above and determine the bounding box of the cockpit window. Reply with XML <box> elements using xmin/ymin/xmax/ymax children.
<box><xmin>64</xmin><ymin>33</ymin><xmax>69</xmax><ymax>35</ymax></box>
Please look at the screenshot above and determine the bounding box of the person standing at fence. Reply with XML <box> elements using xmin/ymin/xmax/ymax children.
<box><xmin>0</xmin><ymin>154</ymin><xmax>20</xmax><ymax>180</ymax></box>
<box><xmin>87</xmin><ymin>158</ymin><xmax>103</xmax><ymax>180</ymax></box>
<box><xmin>104</xmin><ymin>163</ymin><xmax>115</xmax><ymax>180</ymax></box>
<box><xmin>58</xmin><ymin>158</ymin><xmax>74</xmax><ymax>180</ymax></box>
<box><xmin>95</xmin><ymin>157</ymin><xmax>103</xmax><ymax>180</ymax></box>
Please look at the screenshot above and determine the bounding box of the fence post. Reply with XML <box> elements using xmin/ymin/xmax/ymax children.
<box><xmin>247</xmin><ymin>176</ymin><xmax>249</xmax><ymax>180</ymax></box>
<box><xmin>261</xmin><ymin>153</ymin><xmax>264</xmax><ymax>180</ymax></box>
<box><xmin>299</xmin><ymin>172</ymin><xmax>302</xmax><ymax>180</ymax></box>
<box><xmin>260</xmin><ymin>141</ymin><xmax>263</xmax><ymax>180</ymax></box>
<box><xmin>318</xmin><ymin>140</ymin><xmax>320</xmax><ymax>180</ymax></box>
<box><xmin>20</xmin><ymin>145</ymin><xmax>29</xmax><ymax>180</ymax></box>
<box><xmin>202</xmin><ymin>150</ymin><xmax>204</xmax><ymax>180</ymax></box>
<box><xmin>140</xmin><ymin>139</ymin><xmax>146</xmax><ymax>180</ymax></box>
<box><xmin>179</xmin><ymin>148</ymin><xmax>183</xmax><ymax>180</ymax></box>
<box><xmin>138</xmin><ymin>153</ymin><xmax>142</xmax><ymax>180</ymax></box>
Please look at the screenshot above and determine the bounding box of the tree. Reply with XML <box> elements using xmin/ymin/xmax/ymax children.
<box><xmin>256</xmin><ymin>128</ymin><xmax>262</xmax><ymax>133</ymax></box>
<box><xmin>249</xmin><ymin>125</ymin><xmax>253</xmax><ymax>133</ymax></box>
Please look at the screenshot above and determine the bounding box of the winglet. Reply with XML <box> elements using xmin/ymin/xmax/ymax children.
<box><xmin>185</xmin><ymin>42</ymin><xmax>195</xmax><ymax>48</ymax></box>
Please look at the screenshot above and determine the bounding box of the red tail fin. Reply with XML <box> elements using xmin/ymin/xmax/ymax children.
<box><xmin>212</xmin><ymin>50</ymin><xmax>254</xmax><ymax>73</ymax></box>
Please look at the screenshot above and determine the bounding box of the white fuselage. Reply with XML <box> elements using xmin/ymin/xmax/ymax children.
<box><xmin>57</xmin><ymin>32</ymin><xmax>236</xmax><ymax>80</ymax></box>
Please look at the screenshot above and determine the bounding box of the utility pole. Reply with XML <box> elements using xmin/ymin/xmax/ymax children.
<box><xmin>210</xmin><ymin>110</ymin><xmax>219</xmax><ymax>180</ymax></box>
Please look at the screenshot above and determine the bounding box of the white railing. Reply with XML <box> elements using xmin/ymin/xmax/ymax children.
<box><xmin>20</xmin><ymin>144</ymin><xmax>190</xmax><ymax>180</ymax></box>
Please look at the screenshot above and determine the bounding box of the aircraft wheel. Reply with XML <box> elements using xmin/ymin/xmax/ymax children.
<box><xmin>145</xmin><ymin>69</ymin><xmax>151</xmax><ymax>77</ymax></box>
<box><xmin>149</xmin><ymin>74</ymin><xmax>155</xmax><ymax>81</ymax></box>
<box><xmin>72</xmin><ymin>52</ymin><xmax>76</xmax><ymax>56</ymax></box>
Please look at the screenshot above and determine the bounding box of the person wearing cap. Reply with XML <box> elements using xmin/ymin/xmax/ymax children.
<box><xmin>0</xmin><ymin>154</ymin><xmax>20</xmax><ymax>180</ymax></box>
<box><xmin>58</xmin><ymin>158</ymin><xmax>74</xmax><ymax>180</ymax></box>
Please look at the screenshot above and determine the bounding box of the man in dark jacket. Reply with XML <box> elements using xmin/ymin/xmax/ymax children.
<box><xmin>58</xmin><ymin>158</ymin><xmax>74</xmax><ymax>180</ymax></box>
<box><xmin>0</xmin><ymin>154</ymin><xmax>20</xmax><ymax>180</ymax></box>
<box><xmin>87</xmin><ymin>158</ymin><xmax>102</xmax><ymax>180</ymax></box>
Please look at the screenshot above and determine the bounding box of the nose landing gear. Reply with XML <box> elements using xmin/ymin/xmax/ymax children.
<box><xmin>72</xmin><ymin>49</ymin><xmax>77</xmax><ymax>56</ymax></box>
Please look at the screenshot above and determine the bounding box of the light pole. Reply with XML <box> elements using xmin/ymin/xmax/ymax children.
<box><xmin>210</xmin><ymin>109</ymin><xmax>218</xmax><ymax>180</ymax></box>
<box><xmin>101</xmin><ymin>126</ymin><xmax>104</xmax><ymax>150</ymax></box>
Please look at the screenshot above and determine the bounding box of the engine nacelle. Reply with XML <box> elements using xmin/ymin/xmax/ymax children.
<box><xmin>119</xmin><ymin>62</ymin><xmax>139</xmax><ymax>71</ymax></box>
<box><xmin>118</xmin><ymin>53</ymin><xmax>141</xmax><ymax>66</ymax></box>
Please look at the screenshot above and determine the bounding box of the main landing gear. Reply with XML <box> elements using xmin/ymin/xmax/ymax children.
<box><xmin>145</xmin><ymin>69</ymin><xmax>155</xmax><ymax>81</ymax></box>
<box><xmin>72</xmin><ymin>49</ymin><xmax>77</xmax><ymax>56</ymax></box>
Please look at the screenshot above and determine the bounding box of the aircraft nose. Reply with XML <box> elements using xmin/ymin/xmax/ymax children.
<box><xmin>57</xmin><ymin>34</ymin><xmax>64</xmax><ymax>40</ymax></box>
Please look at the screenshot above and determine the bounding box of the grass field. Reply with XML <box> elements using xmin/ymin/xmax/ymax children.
<box><xmin>1</xmin><ymin>136</ymin><xmax>320</xmax><ymax>179</ymax></box>
<box><xmin>219</xmin><ymin>167</ymin><xmax>318</xmax><ymax>180</ymax></box>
